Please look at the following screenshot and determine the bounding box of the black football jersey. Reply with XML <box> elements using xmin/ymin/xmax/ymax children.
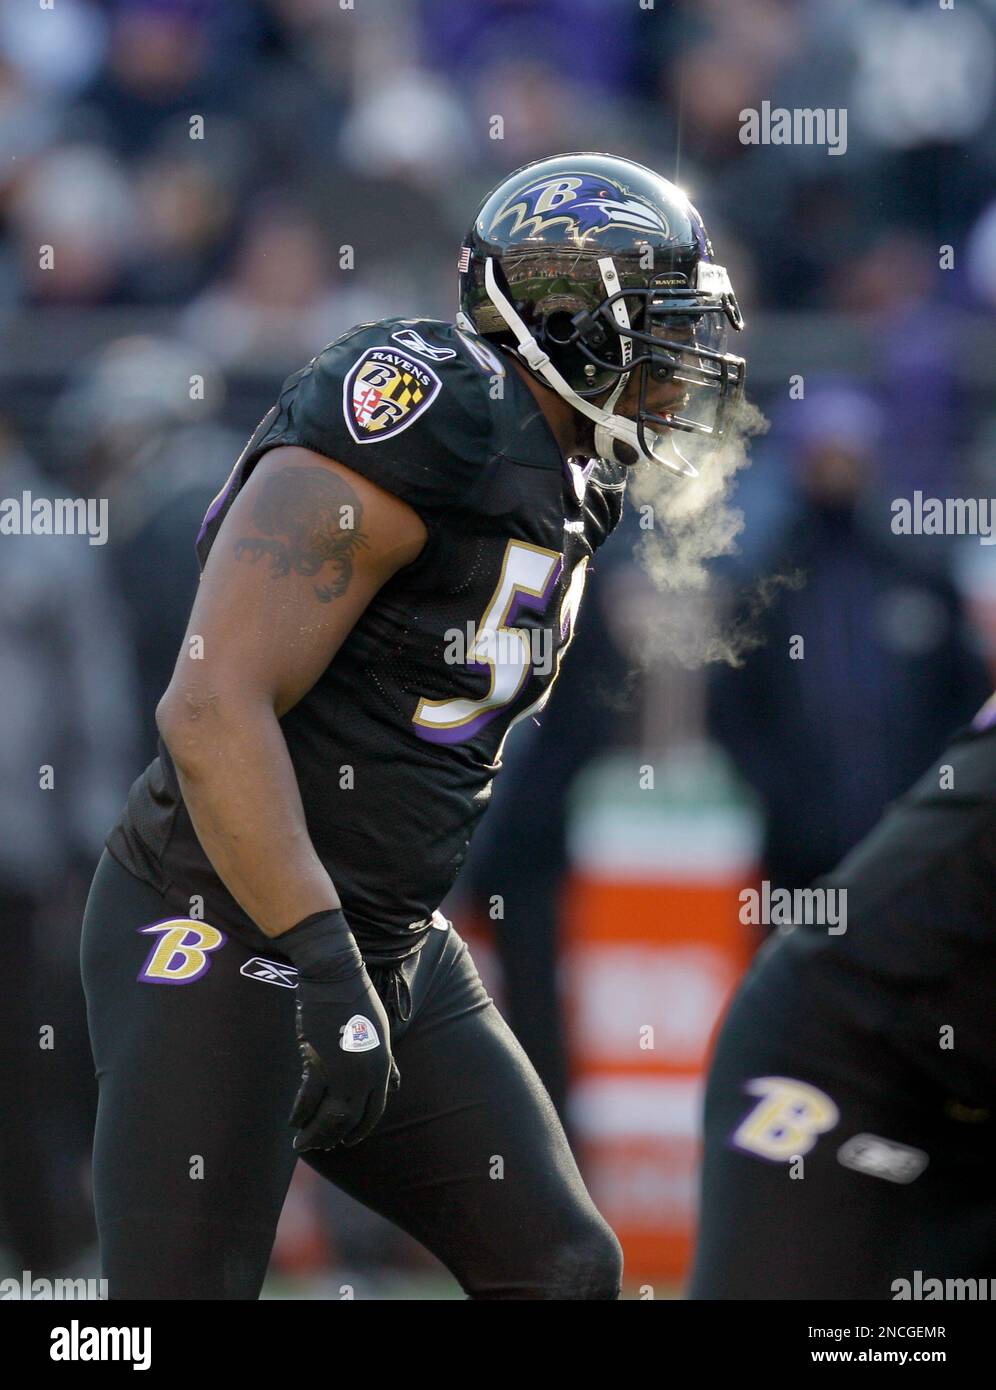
<box><xmin>107</xmin><ymin>319</ymin><xmax>627</xmax><ymax>964</ymax></box>
<box><xmin>807</xmin><ymin>699</ymin><xmax>996</xmax><ymax>979</ymax></box>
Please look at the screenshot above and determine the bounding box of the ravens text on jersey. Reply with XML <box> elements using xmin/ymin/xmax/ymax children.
<box><xmin>107</xmin><ymin>317</ymin><xmax>627</xmax><ymax>964</ymax></box>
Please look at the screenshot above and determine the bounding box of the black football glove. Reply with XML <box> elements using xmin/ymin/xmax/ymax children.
<box><xmin>277</xmin><ymin>909</ymin><xmax>400</xmax><ymax>1151</ymax></box>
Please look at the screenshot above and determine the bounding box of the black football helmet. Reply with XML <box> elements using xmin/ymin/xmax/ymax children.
<box><xmin>457</xmin><ymin>152</ymin><xmax>746</xmax><ymax>473</ymax></box>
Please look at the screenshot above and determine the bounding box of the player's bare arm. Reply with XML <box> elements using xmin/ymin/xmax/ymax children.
<box><xmin>155</xmin><ymin>444</ymin><xmax>427</xmax><ymax>938</ymax></box>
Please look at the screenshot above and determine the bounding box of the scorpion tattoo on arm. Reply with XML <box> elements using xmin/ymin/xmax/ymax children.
<box><xmin>233</xmin><ymin>465</ymin><xmax>371</xmax><ymax>603</ymax></box>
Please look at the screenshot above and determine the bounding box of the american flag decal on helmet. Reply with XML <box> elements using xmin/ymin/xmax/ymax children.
<box><xmin>457</xmin><ymin>246</ymin><xmax>472</xmax><ymax>273</ymax></box>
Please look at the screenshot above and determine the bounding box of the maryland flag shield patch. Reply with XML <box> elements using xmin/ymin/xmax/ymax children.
<box><xmin>343</xmin><ymin>347</ymin><xmax>442</xmax><ymax>443</ymax></box>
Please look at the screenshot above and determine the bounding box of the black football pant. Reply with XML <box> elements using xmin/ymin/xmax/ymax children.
<box><xmin>80</xmin><ymin>851</ymin><xmax>622</xmax><ymax>1300</ymax></box>
<box><xmin>690</xmin><ymin>926</ymin><xmax>996</xmax><ymax>1299</ymax></box>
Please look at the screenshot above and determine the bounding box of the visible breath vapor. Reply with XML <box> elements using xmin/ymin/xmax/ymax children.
<box><xmin>625</xmin><ymin>399</ymin><xmax>774</xmax><ymax>668</ymax></box>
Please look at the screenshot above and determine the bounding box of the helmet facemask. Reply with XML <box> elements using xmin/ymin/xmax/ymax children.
<box><xmin>464</xmin><ymin>252</ymin><xmax>746</xmax><ymax>476</ymax></box>
<box><xmin>571</xmin><ymin>276</ymin><xmax>746</xmax><ymax>465</ymax></box>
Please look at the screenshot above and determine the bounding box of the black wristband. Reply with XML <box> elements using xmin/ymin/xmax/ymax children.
<box><xmin>276</xmin><ymin>909</ymin><xmax>365</xmax><ymax>983</ymax></box>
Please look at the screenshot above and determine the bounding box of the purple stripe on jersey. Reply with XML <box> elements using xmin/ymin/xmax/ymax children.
<box><xmin>195</xmin><ymin>466</ymin><xmax>240</xmax><ymax>546</ymax></box>
<box><xmin>196</xmin><ymin>404</ymin><xmax>280</xmax><ymax>547</ymax></box>
<box><xmin>972</xmin><ymin>691</ymin><xmax>996</xmax><ymax>731</ymax></box>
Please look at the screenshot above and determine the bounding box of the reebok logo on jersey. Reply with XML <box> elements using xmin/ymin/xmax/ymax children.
<box><xmin>837</xmin><ymin>1133</ymin><xmax>929</xmax><ymax>1184</ymax></box>
<box><xmin>390</xmin><ymin>327</ymin><xmax>457</xmax><ymax>361</ymax></box>
<box><xmin>344</xmin><ymin>347</ymin><xmax>441</xmax><ymax>443</ymax></box>
<box><xmin>340</xmin><ymin>1015</ymin><xmax>380</xmax><ymax>1052</ymax></box>
<box><xmin>240</xmin><ymin>958</ymin><xmax>299</xmax><ymax>988</ymax></box>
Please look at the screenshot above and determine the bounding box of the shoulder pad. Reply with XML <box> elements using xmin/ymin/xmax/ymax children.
<box><xmin>285</xmin><ymin>319</ymin><xmax>506</xmax><ymax>514</ymax></box>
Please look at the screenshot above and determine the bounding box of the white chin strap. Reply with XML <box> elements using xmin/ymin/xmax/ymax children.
<box><xmin>597</xmin><ymin>256</ymin><xmax>632</xmax><ymax>414</ymax></box>
<box><xmin>463</xmin><ymin>256</ymin><xmax>696</xmax><ymax>477</ymax></box>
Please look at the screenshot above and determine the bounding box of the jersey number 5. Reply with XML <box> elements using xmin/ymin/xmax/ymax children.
<box><xmin>413</xmin><ymin>539</ymin><xmax>587</xmax><ymax>745</ymax></box>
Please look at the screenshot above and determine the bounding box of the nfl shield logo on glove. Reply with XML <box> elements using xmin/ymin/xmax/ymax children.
<box><xmin>340</xmin><ymin>1014</ymin><xmax>381</xmax><ymax>1052</ymax></box>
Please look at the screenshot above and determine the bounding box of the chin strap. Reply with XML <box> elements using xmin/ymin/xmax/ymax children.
<box><xmin>595</xmin><ymin>257</ymin><xmax>632</xmax><ymax>415</ymax></box>
<box><xmin>479</xmin><ymin>257</ymin><xmax>695</xmax><ymax>476</ymax></box>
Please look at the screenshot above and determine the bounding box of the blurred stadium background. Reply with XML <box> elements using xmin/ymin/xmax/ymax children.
<box><xmin>2</xmin><ymin>0</ymin><xmax>995</xmax><ymax>1298</ymax></box>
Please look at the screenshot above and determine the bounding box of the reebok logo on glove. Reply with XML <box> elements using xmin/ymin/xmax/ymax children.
<box><xmin>340</xmin><ymin>1015</ymin><xmax>380</xmax><ymax>1052</ymax></box>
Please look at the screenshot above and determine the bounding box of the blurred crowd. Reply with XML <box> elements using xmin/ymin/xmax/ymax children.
<box><xmin>4</xmin><ymin>1</ymin><xmax>996</xmax><ymax>342</ymax></box>
<box><xmin>1</xmin><ymin>0</ymin><xmax>994</xmax><ymax>1289</ymax></box>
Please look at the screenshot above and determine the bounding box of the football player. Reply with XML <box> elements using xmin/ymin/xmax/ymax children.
<box><xmin>691</xmin><ymin>693</ymin><xmax>996</xmax><ymax>1300</ymax></box>
<box><xmin>80</xmin><ymin>153</ymin><xmax>746</xmax><ymax>1299</ymax></box>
